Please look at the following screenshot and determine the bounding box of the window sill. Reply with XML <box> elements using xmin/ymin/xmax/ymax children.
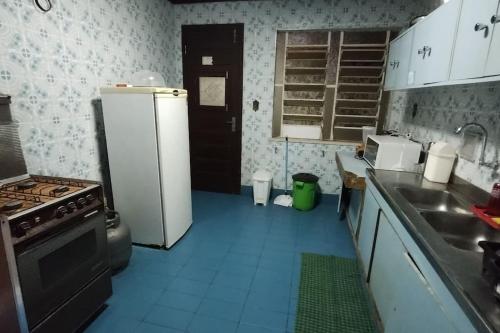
<box><xmin>271</xmin><ymin>137</ymin><xmax>360</xmax><ymax>146</ymax></box>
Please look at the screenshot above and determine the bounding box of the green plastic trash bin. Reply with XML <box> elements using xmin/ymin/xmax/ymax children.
<box><xmin>292</xmin><ymin>173</ymin><xmax>319</xmax><ymax>211</ymax></box>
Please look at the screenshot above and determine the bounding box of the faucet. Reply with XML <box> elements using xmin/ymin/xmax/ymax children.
<box><xmin>455</xmin><ymin>122</ymin><xmax>499</xmax><ymax>170</ymax></box>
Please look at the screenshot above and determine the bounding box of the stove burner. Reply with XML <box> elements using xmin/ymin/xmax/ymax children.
<box><xmin>16</xmin><ymin>181</ymin><xmax>37</xmax><ymax>190</ymax></box>
<box><xmin>52</xmin><ymin>185</ymin><xmax>69</xmax><ymax>194</ymax></box>
<box><xmin>2</xmin><ymin>200</ymin><xmax>23</xmax><ymax>212</ymax></box>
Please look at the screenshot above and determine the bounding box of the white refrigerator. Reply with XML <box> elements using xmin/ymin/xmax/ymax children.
<box><xmin>100</xmin><ymin>87</ymin><xmax>192</xmax><ymax>248</ymax></box>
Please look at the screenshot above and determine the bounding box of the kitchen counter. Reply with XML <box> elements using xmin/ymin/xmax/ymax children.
<box><xmin>335</xmin><ymin>151</ymin><xmax>368</xmax><ymax>190</ymax></box>
<box><xmin>367</xmin><ymin>169</ymin><xmax>500</xmax><ymax>333</ymax></box>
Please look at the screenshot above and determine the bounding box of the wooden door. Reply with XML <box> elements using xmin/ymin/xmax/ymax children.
<box><xmin>450</xmin><ymin>0</ymin><xmax>498</xmax><ymax>80</ymax></box>
<box><xmin>182</xmin><ymin>24</ymin><xmax>243</xmax><ymax>194</ymax></box>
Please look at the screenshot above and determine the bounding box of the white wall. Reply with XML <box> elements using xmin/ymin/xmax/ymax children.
<box><xmin>0</xmin><ymin>0</ymin><xmax>175</xmax><ymax>180</ymax></box>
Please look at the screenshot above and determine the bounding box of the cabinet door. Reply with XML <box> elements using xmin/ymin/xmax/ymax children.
<box><xmin>357</xmin><ymin>188</ymin><xmax>380</xmax><ymax>276</ymax></box>
<box><xmin>370</xmin><ymin>214</ymin><xmax>457</xmax><ymax>332</ymax></box>
<box><xmin>384</xmin><ymin>40</ymin><xmax>399</xmax><ymax>90</ymax></box>
<box><xmin>450</xmin><ymin>0</ymin><xmax>498</xmax><ymax>80</ymax></box>
<box><xmin>408</xmin><ymin>0</ymin><xmax>461</xmax><ymax>85</ymax></box>
<box><xmin>394</xmin><ymin>29</ymin><xmax>413</xmax><ymax>88</ymax></box>
<box><xmin>485</xmin><ymin>2</ymin><xmax>500</xmax><ymax>76</ymax></box>
<box><xmin>385</xmin><ymin>250</ymin><xmax>457</xmax><ymax>333</ymax></box>
<box><xmin>369</xmin><ymin>212</ymin><xmax>400</xmax><ymax>325</ymax></box>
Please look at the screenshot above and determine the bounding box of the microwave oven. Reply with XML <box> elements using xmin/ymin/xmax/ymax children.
<box><xmin>363</xmin><ymin>135</ymin><xmax>422</xmax><ymax>172</ymax></box>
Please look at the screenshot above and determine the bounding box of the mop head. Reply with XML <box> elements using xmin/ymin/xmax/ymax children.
<box><xmin>274</xmin><ymin>194</ymin><xmax>293</xmax><ymax>207</ymax></box>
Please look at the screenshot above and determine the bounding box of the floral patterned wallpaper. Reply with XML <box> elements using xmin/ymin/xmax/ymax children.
<box><xmin>0</xmin><ymin>0</ymin><xmax>175</xmax><ymax>180</ymax></box>
<box><xmin>5</xmin><ymin>0</ymin><xmax>494</xmax><ymax>195</ymax></box>
<box><xmin>386</xmin><ymin>83</ymin><xmax>500</xmax><ymax>192</ymax></box>
<box><xmin>170</xmin><ymin>0</ymin><xmax>432</xmax><ymax>193</ymax></box>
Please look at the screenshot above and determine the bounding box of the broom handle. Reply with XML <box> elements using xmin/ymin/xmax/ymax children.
<box><xmin>284</xmin><ymin>137</ymin><xmax>288</xmax><ymax>194</ymax></box>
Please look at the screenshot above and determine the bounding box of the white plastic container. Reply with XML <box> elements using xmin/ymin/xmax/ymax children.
<box><xmin>362</xmin><ymin>126</ymin><xmax>376</xmax><ymax>145</ymax></box>
<box><xmin>424</xmin><ymin>142</ymin><xmax>456</xmax><ymax>183</ymax></box>
<box><xmin>252</xmin><ymin>170</ymin><xmax>273</xmax><ymax>206</ymax></box>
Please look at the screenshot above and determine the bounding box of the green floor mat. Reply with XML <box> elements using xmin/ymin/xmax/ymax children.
<box><xmin>295</xmin><ymin>253</ymin><xmax>377</xmax><ymax>333</ymax></box>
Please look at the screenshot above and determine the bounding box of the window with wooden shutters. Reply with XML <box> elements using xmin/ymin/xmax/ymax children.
<box><xmin>272</xmin><ymin>30</ymin><xmax>391</xmax><ymax>143</ymax></box>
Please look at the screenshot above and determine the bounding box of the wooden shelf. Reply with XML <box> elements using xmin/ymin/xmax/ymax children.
<box><xmin>336</xmin><ymin>98</ymin><xmax>378</xmax><ymax>103</ymax></box>
<box><xmin>334</xmin><ymin>126</ymin><xmax>364</xmax><ymax>130</ymax></box>
<box><xmin>339</xmin><ymin>75</ymin><xmax>383</xmax><ymax>79</ymax></box>
<box><xmin>284</xmin><ymin>98</ymin><xmax>324</xmax><ymax>107</ymax></box>
<box><xmin>341</xmin><ymin>59</ymin><xmax>385</xmax><ymax>63</ymax></box>
<box><xmin>340</xmin><ymin>65</ymin><xmax>384</xmax><ymax>69</ymax></box>
<box><xmin>335</xmin><ymin>114</ymin><xmax>377</xmax><ymax>118</ymax></box>
<box><xmin>338</xmin><ymin>83</ymin><xmax>380</xmax><ymax>87</ymax></box>
<box><xmin>285</xmin><ymin>67</ymin><xmax>327</xmax><ymax>74</ymax></box>
<box><xmin>287</xmin><ymin>44</ymin><xmax>328</xmax><ymax>49</ymax></box>
<box><xmin>341</xmin><ymin>43</ymin><xmax>387</xmax><ymax>48</ymax></box>
<box><xmin>284</xmin><ymin>83</ymin><xmax>325</xmax><ymax>91</ymax></box>
<box><xmin>336</xmin><ymin>106</ymin><xmax>377</xmax><ymax>111</ymax></box>
<box><xmin>283</xmin><ymin>113</ymin><xmax>323</xmax><ymax>119</ymax></box>
<box><xmin>341</xmin><ymin>48</ymin><xmax>386</xmax><ymax>52</ymax></box>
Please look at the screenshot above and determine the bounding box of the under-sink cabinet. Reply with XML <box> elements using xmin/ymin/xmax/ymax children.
<box><xmin>354</xmin><ymin>178</ymin><xmax>477</xmax><ymax>333</ymax></box>
<box><xmin>370</xmin><ymin>212</ymin><xmax>457</xmax><ymax>332</ymax></box>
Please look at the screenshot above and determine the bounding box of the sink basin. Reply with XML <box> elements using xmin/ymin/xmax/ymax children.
<box><xmin>420</xmin><ymin>211</ymin><xmax>500</xmax><ymax>252</ymax></box>
<box><xmin>396</xmin><ymin>187</ymin><xmax>470</xmax><ymax>214</ymax></box>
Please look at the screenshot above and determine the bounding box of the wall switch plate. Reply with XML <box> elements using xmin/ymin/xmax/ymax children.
<box><xmin>253</xmin><ymin>100</ymin><xmax>259</xmax><ymax>111</ymax></box>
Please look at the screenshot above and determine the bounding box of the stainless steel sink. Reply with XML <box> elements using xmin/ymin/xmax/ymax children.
<box><xmin>420</xmin><ymin>211</ymin><xmax>500</xmax><ymax>252</ymax></box>
<box><xmin>396</xmin><ymin>187</ymin><xmax>470</xmax><ymax>214</ymax></box>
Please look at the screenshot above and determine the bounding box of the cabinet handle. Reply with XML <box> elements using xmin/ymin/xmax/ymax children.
<box><xmin>492</xmin><ymin>15</ymin><xmax>500</xmax><ymax>24</ymax></box>
<box><xmin>474</xmin><ymin>23</ymin><xmax>489</xmax><ymax>38</ymax></box>
<box><xmin>404</xmin><ymin>251</ymin><xmax>427</xmax><ymax>283</ymax></box>
<box><xmin>418</xmin><ymin>46</ymin><xmax>431</xmax><ymax>59</ymax></box>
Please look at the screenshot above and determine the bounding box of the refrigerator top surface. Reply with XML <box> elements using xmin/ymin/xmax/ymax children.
<box><xmin>100</xmin><ymin>86</ymin><xmax>187</xmax><ymax>95</ymax></box>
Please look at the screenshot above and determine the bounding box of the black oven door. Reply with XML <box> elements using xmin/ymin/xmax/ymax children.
<box><xmin>16</xmin><ymin>209</ymin><xmax>108</xmax><ymax>329</ymax></box>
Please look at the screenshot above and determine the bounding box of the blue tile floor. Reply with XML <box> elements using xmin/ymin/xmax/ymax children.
<box><xmin>85</xmin><ymin>190</ymin><xmax>356</xmax><ymax>333</ymax></box>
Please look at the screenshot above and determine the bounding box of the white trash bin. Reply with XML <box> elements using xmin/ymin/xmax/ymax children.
<box><xmin>424</xmin><ymin>142</ymin><xmax>456</xmax><ymax>183</ymax></box>
<box><xmin>252</xmin><ymin>170</ymin><xmax>272</xmax><ymax>206</ymax></box>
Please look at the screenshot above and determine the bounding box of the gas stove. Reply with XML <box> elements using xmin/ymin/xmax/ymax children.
<box><xmin>0</xmin><ymin>175</ymin><xmax>102</xmax><ymax>245</ymax></box>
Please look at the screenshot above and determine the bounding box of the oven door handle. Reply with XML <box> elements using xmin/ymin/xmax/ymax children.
<box><xmin>84</xmin><ymin>209</ymin><xmax>99</xmax><ymax>220</ymax></box>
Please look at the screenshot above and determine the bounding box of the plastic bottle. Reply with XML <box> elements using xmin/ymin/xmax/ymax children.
<box><xmin>487</xmin><ymin>183</ymin><xmax>500</xmax><ymax>216</ymax></box>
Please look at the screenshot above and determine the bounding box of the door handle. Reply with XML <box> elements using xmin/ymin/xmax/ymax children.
<box><xmin>492</xmin><ymin>15</ymin><xmax>500</xmax><ymax>24</ymax></box>
<box><xmin>474</xmin><ymin>23</ymin><xmax>489</xmax><ymax>38</ymax></box>
<box><xmin>225</xmin><ymin>116</ymin><xmax>236</xmax><ymax>132</ymax></box>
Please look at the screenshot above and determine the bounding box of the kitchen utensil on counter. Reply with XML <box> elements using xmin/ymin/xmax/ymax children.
<box><xmin>487</xmin><ymin>183</ymin><xmax>500</xmax><ymax>216</ymax></box>
<box><xmin>424</xmin><ymin>142</ymin><xmax>456</xmax><ymax>183</ymax></box>
<box><xmin>471</xmin><ymin>205</ymin><xmax>500</xmax><ymax>229</ymax></box>
<box><xmin>478</xmin><ymin>241</ymin><xmax>500</xmax><ymax>301</ymax></box>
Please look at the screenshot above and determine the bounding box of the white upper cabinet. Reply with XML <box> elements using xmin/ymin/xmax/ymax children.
<box><xmin>408</xmin><ymin>0</ymin><xmax>461</xmax><ymax>86</ymax></box>
<box><xmin>450</xmin><ymin>0</ymin><xmax>499</xmax><ymax>80</ymax></box>
<box><xmin>485</xmin><ymin>2</ymin><xmax>500</xmax><ymax>76</ymax></box>
<box><xmin>384</xmin><ymin>29</ymin><xmax>414</xmax><ymax>90</ymax></box>
<box><xmin>384</xmin><ymin>0</ymin><xmax>500</xmax><ymax>90</ymax></box>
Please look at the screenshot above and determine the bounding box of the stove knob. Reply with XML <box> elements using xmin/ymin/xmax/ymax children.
<box><xmin>55</xmin><ymin>206</ymin><xmax>67</xmax><ymax>218</ymax></box>
<box><xmin>14</xmin><ymin>221</ymin><xmax>31</xmax><ymax>238</ymax></box>
<box><xmin>66</xmin><ymin>201</ymin><xmax>77</xmax><ymax>213</ymax></box>
<box><xmin>85</xmin><ymin>194</ymin><xmax>95</xmax><ymax>204</ymax></box>
<box><xmin>76</xmin><ymin>197</ymin><xmax>87</xmax><ymax>208</ymax></box>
